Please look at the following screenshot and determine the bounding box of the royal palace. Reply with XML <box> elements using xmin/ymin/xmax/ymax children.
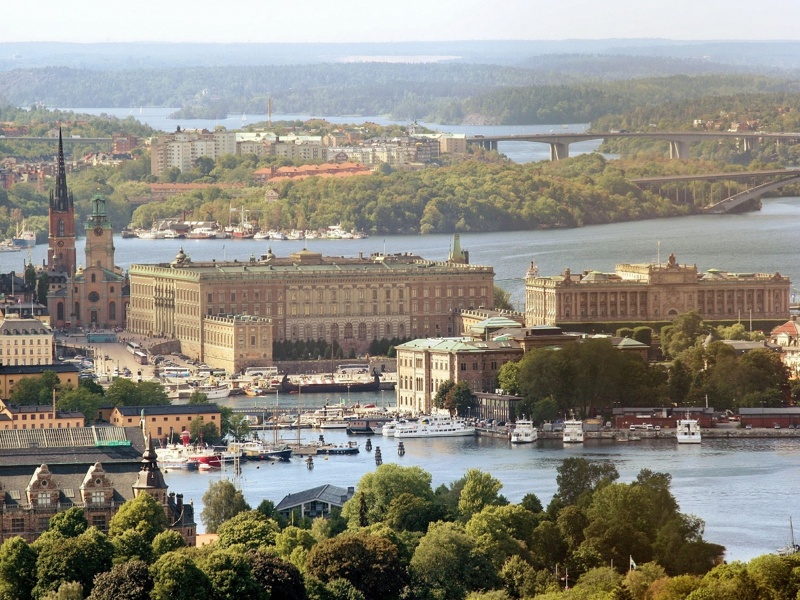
<box><xmin>127</xmin><ymin>236</ymin><xmax>494</xmax><ymax>370</ymax></box>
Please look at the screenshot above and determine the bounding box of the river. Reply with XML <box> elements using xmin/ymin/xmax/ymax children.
<box><xmin>34</xmin><ymin>109</ymin><xmax>800</xmax><ymax>561</ymax></box>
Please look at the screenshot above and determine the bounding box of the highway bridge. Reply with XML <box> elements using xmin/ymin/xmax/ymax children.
<box><xmin>467</xmin><ymin>131</ymin><xmax>800</xmax><ymax>161</ymax></box>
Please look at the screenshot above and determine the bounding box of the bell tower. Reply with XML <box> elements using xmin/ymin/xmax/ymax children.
<box><xmin>48</xmin><ymin>128</ymin><xmax>77</xmax><ymax>276</ymax></box>
<box><xmin>84</xmin><ymin>194</ymin><xmax>115</xmax><ymax>271</ymax></box>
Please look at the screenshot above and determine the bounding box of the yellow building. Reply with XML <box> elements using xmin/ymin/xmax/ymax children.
<box><xmin>0</xmin><ymin>399</ymin><xmax>84</xmax><ymax>430</ymax></box>
<box><xmin>0</xmin><ymin>314</ymin><xmax>54</xmax><ymax>367</ymax></box>
<box><xmin>127</xmin><ymin>238</ymin><xmax>494</xmax><ymax>364</ymax></box>
<box><xmin>525</xmin><ymin>253</ymin><xmax>790</xmax><ymax>326</ymax></box>
<box><xmin>109</xmin><ymin>404</ymin><xmax>222</xmax><ymax>443</ymax></box>
<box><xmin>0</xmin><ymin>364</ymin><xmax>80</xmax><ymax>400</ymax></box>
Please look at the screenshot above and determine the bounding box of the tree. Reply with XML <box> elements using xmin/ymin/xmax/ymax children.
<box><xmin>198</xmin><ymin>549</ymin><xmax>264</xmax><ymax>600</ymax></box>
<box><xmin>104</xmin><ymin>379</ymin><xmax>169</xmax><ymax>407</ymax></box>
<box><xmin>58</xmin><ymin>386</ymin><xmax>104</xmax><ymax>424</ymax></box>
<box><xmin>341</xmin><ymin>464</ymin><xmax>433</xmax><ymax>526</ymax></box>
<box><xmin>187</xmin><ymin>390</ymin><xmax>209</xmax><ymax>404</ymax></box>
<box><xmin>216</xmin><ymin>510</ymin><xmax>280</xmax><ymax>550</ymax></box>
<box><xmin>47</xmin><ymin>507</ymin><xmax>88</xmax><ymax>538</ymax></box>
<box><xmin>189</xmin><ymin>417</ymin><xmax>221</xmax><ymax>445</ymax></box>
<box><xmin>111</xmin><ymin>528</ymin><xmax>152</xmax><ymax>564</ymax></box>
<box><xmin>555</xmin><ymin>457</ymin><xmax>619</xmax><ymax>506</ymax></box>
<box><xmin>275</xmin><ymin>526</ymin><xmax>317</xmax><ymax>559</ymax></box>
<box><xmin>497</xmin><ymin>361</ymin><xmax>521</xmax><ymax>396</ymax></box>
<box><xmin>0</xmin><ymin>536</ymin><xmax>36</xmax><ymax>600</ymax></box>
<box><xmin>150</xmin><ymin>552</ymin><xmax>211</xmax><ymax>600</ymax></box>
<box><xmin>248</xmin><ymin>550</ymin><xmax>308</xmax><ymax>600</ymax></box>
<box><xmin>433</xmin><ymin>380</ymin><xmax>455</xmax><ymax>411</ymax></box>
<box><xmin>411</xmin><ymin>521</ymin><xmax>496</xmax><ymax>600</ymax></box>
<box><xmin>32</xmin><ymin>528</ymin><xmax>114</xmax><ymax>599</ymax></box>
<box><xmin>446</xmin><ymin>381</ymin><xmax>474</xmax><ymax>417</ymax></box>
<box><xmin>40</xmin><ymin>581</ymin><xmax>84</xmax><ymax>600</ymax></box>
<box><xmin>201</xmin><ymin>480</ymin><xmax>251</xmax><ymax>533</ymax></box>
<box><xmin>108</xmin><ymin>492</ymin><xmax>168</xmax><ymax>543</ymax></box>
<box><xmin>384</xmin><ymin>492</ymin><xmax>442</xmax><ymax>533</ymax></box>
<box><xmin>87</xmin><ymin>560</ymin><xmax>153</xmax><ymax>600</ymax></box>
<box><xmin>305</xmin><ymin>533</ymin><xmax>406</xmax><ymax>600</ymax></box>
<box><xmin>151</xmin><ymin>530</ymin><xmax>186</xmax><ymax>559</ymax></box>
<box><xmin>458</xmin><ymin>468</ymin><xmax>506</xmax><ymax>521</ymax></box>
<box><xmin>493</xmin><ymin>285</ymin><xmax>514</xmax><ymax>311</ymax></box>
<box><xmin>36</xmin><ymin>271</ymin><xmax>49</xmax><ymax>306</ymax></box>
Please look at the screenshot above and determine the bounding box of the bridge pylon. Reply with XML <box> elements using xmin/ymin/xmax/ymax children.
<box><xmin>668</xmin><ymin>140</ymin><xmax>690</xmax><ymax>159</ymax></box>
<box><xmin>549</xmin><ymin>142</ymin><xmax>570</xmax><ymax>161</ymax></box>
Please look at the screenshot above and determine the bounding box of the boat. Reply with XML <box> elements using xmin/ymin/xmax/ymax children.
<box><xmin>194</xmin><ymin>382</ymin><xmax>231</xmax><ymax>400</ymax></box>
<box><xmin>12</xmin><ymin>221</ymin><xmax>36</xmax><ymax>248</ymax></box>
<box><xmin>280</xmin><ymin>372</ymin><xmax>382</xmax><ymax>394</ymax></box>
<box><xmin>155</xmin><ymin>442</ymin><xmax>221</xmax><ymax>469</ymax></box>
<box><xmin>233</xmin><ymin>441</ymin><xmax>293</xmax><ymax>461</ymax></box>
<box><xmin>510</xmin><ymin>418</ymin><xmax>538</xmax><ymax>444</ymax></box>
<box><xmin>136</xmin><ymin>229</ymin><xmax>165</xmax><ymax>240</ymax></box>
<box><xmin>186</xmin><ymin>227</ymin><xmax>218</xmax><ymax>239</ymax></box>
<box><xmin>0</xmin><ymin>241</ymin><xmax>21</xmax><ymax>252</ymax></box>
<box><xmin>562</xmin><ymin>419</ymin><xmax>584</xmax><ymax>443</ymax></box>
<box><xmin>381</xmin><ymin>419</ymin><xmax>412</xmax><ymax>436</ymax></box>
<box><xmin>676</xmin><ymin>412</ymin><xmax>701</xmax><ymax>444</ymax></box>
<box><xmin>253</xmin><ymin>231</ymin><xmax>270</xmax><ymax>240</ymax></box>
<box><xmin>394</xmin><ymin>414</ymin><xmax>475</xmax><ymax>438</ymax></box>
<box><xmin>120</xmin><ymin>228</ymin><xmax>136</xmax><ymax>239</ymax></box>
<box><xmin>316</xmin><ymin>441</ymin><xmax>359</xmax><ymax>455</ymax></box>
<box><xmin>346</xmin><ymin>417</ymin><xmax>391</xmax><ymax>435</ymax></box>
<box><xmin>319</xmin><ymin>420</ymin><xmax>350</xmax><ymax>430</ymax></box>
<box><xmin>777</xmin><ymin>517</ymin><xmax>800</xmax><ymax>556</ymax></box>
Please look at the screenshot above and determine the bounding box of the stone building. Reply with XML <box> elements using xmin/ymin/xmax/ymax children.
<box><xmin>109</xmin><ymin>404</ymin><xmax>222</xmax><ymax>443</ymax></box>
<box><xmin>525</xmin><ymin>253</ymin><xmax>790</xmax><ymax>327</ymax></box>
<box><xmin>0</xmin><ymin>399</ymin><xmax>84</xmax><ymax>429</ymax></box>
<box><xmin>395</xmin><ymin>338</ymin><xmax>522</xmax><ymax>414</ymax></box>
<box><xmin>0</xmin><ymin>426</ymin><xmax>196</xmax><ymax>544</ymax></box>
<box><xmin>0</xmin><ymin>364</ymin><xmax>80</xmax><ymax>400</ymax></box>
<box><xmin>127</xmin><ymin>239</ymin><xmax>494</xmax><ymax>366</ymax></box>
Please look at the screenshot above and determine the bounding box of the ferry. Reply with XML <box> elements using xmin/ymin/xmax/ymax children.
<box><xmin>676</xmin><ymin>413</ymin><xmax>701</xmax><ymax>444</ymax></box>
<box><xmin>394</xmin><ymin>414</ymin><xmax>475</xmax><ymax>438</ymax></box>
<box><xmin>562</xmin><ymin>419</ymin><xmax>584</xmax><ymax>443</ymax></box>
<box><xmin>510</xmin><ymin>418</ymin><xmax>537</xmax><ymax>444</ymax></box>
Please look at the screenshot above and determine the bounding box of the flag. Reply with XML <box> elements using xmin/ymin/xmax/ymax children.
<box><xmin>629</xmin><ymin>556</ymin><xmax>637</xmax><ymax>571</ymax></box>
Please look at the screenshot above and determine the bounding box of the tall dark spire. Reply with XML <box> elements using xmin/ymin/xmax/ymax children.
<box><xmin>50</xmin><ymin>127</ymin><xmax>72</xmax><ymax>212</ymax></box>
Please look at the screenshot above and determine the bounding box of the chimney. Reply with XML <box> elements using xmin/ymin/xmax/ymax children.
<box><xmin>176</xmin><ymin>494</ymin><xmax>183</xmax><ymax>511</ymax></box>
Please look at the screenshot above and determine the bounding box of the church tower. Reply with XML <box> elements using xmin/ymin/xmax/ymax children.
<box><xmin>84</xmin><ymin>194</ymin><xmax>115</xmax><ymax>271</ymax></box>
<box><xmin>48</xmin><ymin>128</ymin><xmax>77</xmax><ymax>277</ymax></box>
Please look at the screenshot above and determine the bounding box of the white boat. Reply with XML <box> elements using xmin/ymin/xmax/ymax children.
<box><xmin>394</xmin><ymin>414</ymin><xmax>475</xmax><ymax>438</ymax></box>
<box><xmin>777</xmin><ymin>517</ymin><xmax>800</xmax><ymax>556</ymax></box>
<box><xmin>562</xmin><ymin>419</ymin><xmax>584</xmax><ymax>443</ymax></box>
<box><xmin>195</xmin><ymin>382</ymin><xmax>231</xmax><ymax>400</ymax></box>
<box><xmin>319</xmin><ymin>420</ymin><xmax>350</xmax><ymax>430</ymax></box>
<box><xmin>381</xmin><ymin>419</ymin><xmax>412</xmax><ymax>436</ymax></box>
<box><xmin>253</xmin><ymin>231</ymin><xmax>270</xmax><ymax>240</ymax></box>
<box><xmin>676</xmin><ymin>413</ymin><xmax>701</xmax><ymax>444</ymax></box>
<box><xmin>0</xmin><ymin>241</ymin><xmax>21</xmax><ymax>252</ymax></box>
<box><xmin>12</xmin><ymin>221</ymin><xmax>36</xmax><ymax>248</ymax></box>
<box><xmin>510</xmin><ymin>418</ymin><xmax>538</xmax><ymax>444</ymax></box>
<box><xmin>136</xmin><ymin>229</ymin><xmax>165</xmax><ymax>240</ymax></box>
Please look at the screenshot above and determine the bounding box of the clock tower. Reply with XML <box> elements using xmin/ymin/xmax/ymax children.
<box><xmin>85</xmin><ymin>194</ymin><xmax>115</xmax><ymax>271</ymax></box>
<box><xmin>48</xmin><ymin>128</ymin><xmax>77</xmax><ymax>277</ymax></box>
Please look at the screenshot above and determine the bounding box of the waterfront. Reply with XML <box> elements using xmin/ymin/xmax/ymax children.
<box><xmin>8</xmin><ymin>195</ymin><xmax>800</xmax><ymax>309</ymax></box>
<box><xmin>164</xmin><ymin>405</ymin><xmax>800</xmax><ymax>564</ymax></box>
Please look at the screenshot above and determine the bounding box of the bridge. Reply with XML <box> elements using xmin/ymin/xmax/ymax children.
<box><xmin>466</xmin><ymin>131</ymin><xmax>800</xmax><ymax>161</ymax></box>
<box><xmin>628</xmin><ymin>169</ymin><xmax>800</xmax><ymax>214</ymax></box>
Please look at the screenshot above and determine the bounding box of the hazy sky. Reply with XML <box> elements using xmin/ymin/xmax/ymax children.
<box><xmin>4</xmin><ymin>0</ymin><xmax>800</xmax><ymax>43</ymax></box>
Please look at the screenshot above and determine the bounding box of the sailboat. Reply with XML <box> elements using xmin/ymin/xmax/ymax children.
<box><xmin>777</xmin><ymin>517</ymin><xmax>800</xmax><ymax>556</ymax></box>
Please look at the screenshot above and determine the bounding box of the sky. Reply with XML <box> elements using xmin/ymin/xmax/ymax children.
<box><xmin>4</xmin><ymin>0</ymin><xmax>800</xmax><ymax>44</ymax></box>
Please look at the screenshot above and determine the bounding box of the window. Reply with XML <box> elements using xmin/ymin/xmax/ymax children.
<box><xmin>11</xmin><ymin>518</ymin><xmax>24</xmax><ymax>533</ymax></box>
<box><xmin>91</xmin><ymin>274</ymin><xmax>96</xmax><ymax>283</ymax></box>
<box><xmin>92</xmin><ymin>515</ymin><xmax>107</xmax><ymax>531</ymax></box>
<box><xmin>91</xmin><ymin>490</ymin><xmax>105</xmax><ymax>505</ymax></box>
<box><xmin>37</xmin><ymin>492</ymin><xmax>51</xmax><ymax>506</ymax></box>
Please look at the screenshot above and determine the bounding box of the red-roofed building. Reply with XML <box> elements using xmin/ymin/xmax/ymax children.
<box><xmin>253</xmin><ymin>162</ymin><xmax>371</xmax><ymax>184</ymax></box>
<box><xmin>770</xmin><ymin>318</ymin><xmax>800</xmax><ymax>378</ymax></box>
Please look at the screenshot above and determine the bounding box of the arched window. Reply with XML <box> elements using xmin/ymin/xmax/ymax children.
<box><xmin>57</xmin><ymin>219</ymin><xmax>65</xmax><ymax>237</ymax></box>
<box><xmin>358</xmin><ymin>323</ymin><xmax>367</xmax><ymax>340</ymax></box>
<box><xmin>344</xmin><ymin>322</ymin><xmax>353</xmax><ymax>339</ymax></box>
<box><xmin>331</xmin><ymin>323</ymin><xmax>339</xmax><ymax>340</ymax></box>
<box><xmin>74</xmin><ymin>302</ymin><xmax>80</xmax><ymax>320</ymax></box>
<box><xmin>317</xmin><ymin>324</ymin><xmax>326</xmax><ymax>340</ymax></box>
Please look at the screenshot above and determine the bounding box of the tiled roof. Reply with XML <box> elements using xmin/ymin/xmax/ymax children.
<box><xmin>275</xmin><ymin>484</ymin><xmax>354</xmax><ymax>512</ymax></box>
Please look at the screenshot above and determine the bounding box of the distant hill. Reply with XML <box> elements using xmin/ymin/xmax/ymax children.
<box><xmin>2</xmin><ymin>40</ymin><xmax>800</xmax><ymax>71</ymax></box>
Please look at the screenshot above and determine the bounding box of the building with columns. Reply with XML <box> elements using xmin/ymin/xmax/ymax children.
<box><xmin>45</xmin><ymin>130</ymin><xmax>128</xmax><ymax>330</ymax></box>
<box><xmin>525</xmin><ymin>253</ymin><xmax>790</xmax><ymax>327</ymax></box>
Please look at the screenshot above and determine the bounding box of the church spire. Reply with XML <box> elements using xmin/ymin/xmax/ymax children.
<box><xmin>50</xmin><ymin>127</ymin><xmax>73</xmax><ymax>212</ymax></box>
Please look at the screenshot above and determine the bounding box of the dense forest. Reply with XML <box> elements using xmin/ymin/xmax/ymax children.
<box><xmin>2</xmin><ymin>62</ymin><xmax>799</xmax><ymax>125</ymax></box>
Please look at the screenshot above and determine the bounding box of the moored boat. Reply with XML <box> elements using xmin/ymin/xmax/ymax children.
<box><xmin>394</xmin><ymin>414</ymin><xmax>475</xmax><ymax>438</ymax></box>
<box><xmin>12</xmin><ymin>221</ymin><xmax>36</xmax><ymax>248</ymax></box>
<box><xmin>510</xmin><ymin>418</ymin><xmax>538</xmax><ymax>444</ymax></box>
<box><xmin>562</xmin><ymin>419</ymin><xmax>584</xmax><ymax>443</ymax></box>
<box><xmin>676</xmin><ymin>412</ymin><xmax>701</xmax><ymax>444</ymax></box>
<box><xmin>281</xmin><ymin>372</ymin><xmax>381</xmax><ymax>394</ymax></box>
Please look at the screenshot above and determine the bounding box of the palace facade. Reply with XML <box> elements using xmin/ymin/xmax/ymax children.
<box><xmin>127</xmin><ymin>236</ymin><xmax>494</xmax><ymax>367</ymax></box>
<box><xmin>525</xmin><ymin>253</ymin><xmax>790</xmax><ymax>326</ymax></box>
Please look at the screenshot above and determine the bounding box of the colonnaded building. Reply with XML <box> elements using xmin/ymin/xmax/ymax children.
<box><xmin>525</xmin><ymin>253</ymin><xmax>790</xmax><ymax>327</ymax></box>
<box><xmin>126</xmin><ymin>235</ymin><xmax>494</xmax><ymax>370</ymax></box>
